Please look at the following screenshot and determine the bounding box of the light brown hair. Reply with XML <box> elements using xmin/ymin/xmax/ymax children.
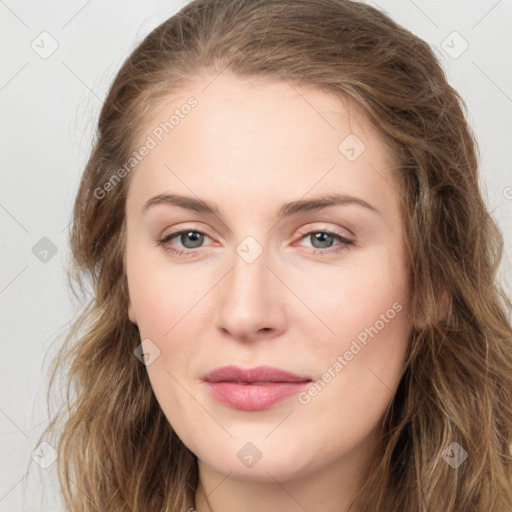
<box><xmin>37</xmin><ymin>0</ymin><xmax>512</xmax><ymax>510</ymax></box>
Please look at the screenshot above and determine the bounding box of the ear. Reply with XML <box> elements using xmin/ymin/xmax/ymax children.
<box><xmin>128</xmin><ymin>300</ymin><xmax>137</xmax><ymax>324</ymax></box>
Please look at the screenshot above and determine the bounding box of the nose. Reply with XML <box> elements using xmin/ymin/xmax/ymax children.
<box><xmin>214</xmin><ymin>243</ymin><xmax>287</xmax><ymax>343</ymax></box>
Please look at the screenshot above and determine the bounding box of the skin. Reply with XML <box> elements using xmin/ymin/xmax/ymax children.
<box><xmin>125</xmin><ymin>71</ymin><xmax>414</xmax><ymax>512</ymax></box>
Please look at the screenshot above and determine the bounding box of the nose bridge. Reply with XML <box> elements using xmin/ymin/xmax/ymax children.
<box><xmin>226</xmin><ymin>237</ymin><xmax>271</xmax><ymax>308</ymax></box>
<box><xmin>214</xmin><ymin>235</ymin><xmax>285</xmax><ymax>339</ymax></box>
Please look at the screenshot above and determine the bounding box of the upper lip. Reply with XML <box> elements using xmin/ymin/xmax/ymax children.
<box><xmin>204</xmin><ymin>365</ymin><xmax>311</xmax><ymax>384</ymax></box>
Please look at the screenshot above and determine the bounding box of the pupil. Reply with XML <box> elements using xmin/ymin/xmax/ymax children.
<box><xmin>311</xmin><ymin>232</ymin><xmax>333</xmax><ymax>249</ymax></box>
<box><xmin>182</xmin><ymin>231</ymin><xmax>204</xmax><ymax>248</ymax></box>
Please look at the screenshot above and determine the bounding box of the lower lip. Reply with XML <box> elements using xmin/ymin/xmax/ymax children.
<box><xmin>205</xmin><ymin>381</ymin><xmax>310</xmax><ymax>411</ymax></box>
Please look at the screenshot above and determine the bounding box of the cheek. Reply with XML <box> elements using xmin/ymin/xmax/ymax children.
<box><xmin>305</xmin><ymin>247</ymin><xmax>411</xmax><ymax>418</ymax></box>
<box><xmin>296</xmin><ymin>244</ymin><xmax>409</xmax><ymax>347</ymax></box>
<box><xmin>127</xmin><ymin>244</ymin><xmax>204</xmax><ymax>338</ymax></box>
<box><xmin>126</xmin><ymin>257</ymin><xmax>206</xmax><ymax>420</ymax></box>
<box><xmin>300</xmin><ymin>246</ymin><xmax>412</xmax><ymax>429</ymax></box>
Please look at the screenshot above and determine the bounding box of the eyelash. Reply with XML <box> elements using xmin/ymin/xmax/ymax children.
<box><xmin>155</xmin><ymin>228</ymin><xmax>354</xmax><ymax>257</ymax></box>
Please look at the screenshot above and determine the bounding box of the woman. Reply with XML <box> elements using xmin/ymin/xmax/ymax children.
<box><xmin>38</xmin><ymin>0</ymin><xmax>512</xmax><ymax>510</ymax></box>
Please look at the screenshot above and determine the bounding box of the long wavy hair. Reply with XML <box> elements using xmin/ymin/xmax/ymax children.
<box><xmin>35</xmin><ymin>0</ymin><xmax>512</xmax><ymax>510</ymax></box>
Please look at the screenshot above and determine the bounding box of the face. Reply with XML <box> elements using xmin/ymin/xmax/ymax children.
<box><xmin>125</xmin><ymin>72</ymin><xmax>413</xmax><ymax>484</ymax></box>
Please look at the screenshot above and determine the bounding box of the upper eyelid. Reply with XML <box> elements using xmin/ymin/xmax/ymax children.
<box><xmin>296</xmin><ymin>225</ymin><xmax>353</xmax><ymax>239</ymax></box>
<box><xmin>161</xmin><ymin>228</ymin><xmax>212</xmax><ymax>240</ymax></box>
<box><xmin>160</xmin><ymin>225</ymin><xmax>351</xmax><ymax>237</ymax></box>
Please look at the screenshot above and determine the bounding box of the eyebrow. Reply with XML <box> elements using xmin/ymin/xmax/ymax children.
<box><xmin>141</xmin><ymin>192</ymin><xmax>383</xmax><ymax>218</ymax></box>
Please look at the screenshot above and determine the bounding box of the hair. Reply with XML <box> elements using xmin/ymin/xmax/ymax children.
<box><xmin>35</xmin><ymin>0</ymin><xmax>512</xmax><ymax>510</ymax></box>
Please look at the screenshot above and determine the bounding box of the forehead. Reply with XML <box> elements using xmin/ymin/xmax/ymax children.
<box><xmin>126</xmin><ymin>72</ymin><xmax>400</xmax><ymax>219</ymax></box>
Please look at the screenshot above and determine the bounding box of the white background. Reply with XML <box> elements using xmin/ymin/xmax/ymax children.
<box><xmin>1</xmin><ymin>0</ymin><xmax>511</xmax><ymax>510</ymax></box>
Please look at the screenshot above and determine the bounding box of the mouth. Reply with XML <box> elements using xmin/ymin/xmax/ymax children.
<box><xmin>203</xmin><ymin>365</ymin><xmax>312</xmax><ymax>411</ymax></box>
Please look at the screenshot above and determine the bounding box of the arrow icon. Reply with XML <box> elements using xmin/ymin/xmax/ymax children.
<box><xmin>32</xmin><ymin>441</ymin><xmax>57</xmax><ymax>468</ymax></box>
<box><xmin>338</xmin><ymin>133</ymin><xmax>365</xmax><ymax>161</ymax></box>
<box><xmin>236</xmin><ymin>236</ymin><xmax>263</xmax><ymax>263</ymax></box>
<box><xmin>134</xmin><ymin>339</ymin><xmax>161</xmax><ymax>365</ymax></box>
<box><xmin>237</xmin><ymin>441</ymin><xmax>263</xmax><ymax>467</ymax></box>
<box><xmin>441</xmin><ymin>441</ymin><xmax>468</xmax><ymax>468</ymax></box>
<box><xmin>440</xmin><ymin>31</ymin><xmax>468</xmax><ymax>59</ymax></box>
<box><xmin>32</xmin><ymin>237</ymin><xmax>58</xmax><ymax>262</ymax></box>
<box><xmin>30</xmin><ymin>31</ymin><xmax>59</xmax><ymax>60</ymax></box>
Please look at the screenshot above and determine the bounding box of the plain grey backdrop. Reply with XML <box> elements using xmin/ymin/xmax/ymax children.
<box><xmin>1</xmin><ymin>0</ymin><xmax>511</xmax><ymax>510</ymax></box>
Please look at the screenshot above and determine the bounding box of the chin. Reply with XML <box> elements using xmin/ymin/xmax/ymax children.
<box><xmin>195</xmin><ymin>437</ymin><xmax>317</xmax><ymax>483</ymax></box>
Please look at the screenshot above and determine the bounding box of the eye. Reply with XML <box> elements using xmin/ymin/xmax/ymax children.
<box><xmin>155</xmin><ymin>227</ymin><xmax>354</xmax><ymax>257</ymax></box>
<box><xmin>156</xmin><ymin>229</ymin><xmax>212</xmax><ymax>257</ymax></box>
<box><xmin>296</xmin><ymin>228</ymin><xmax>354</xmax><ymax>255</ymax></box>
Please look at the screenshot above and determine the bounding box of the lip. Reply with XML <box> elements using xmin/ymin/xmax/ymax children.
<box><xmin>203</xmin><ymin>365</ymin><xmax>312</xmax><ymax>411</ymax></box>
